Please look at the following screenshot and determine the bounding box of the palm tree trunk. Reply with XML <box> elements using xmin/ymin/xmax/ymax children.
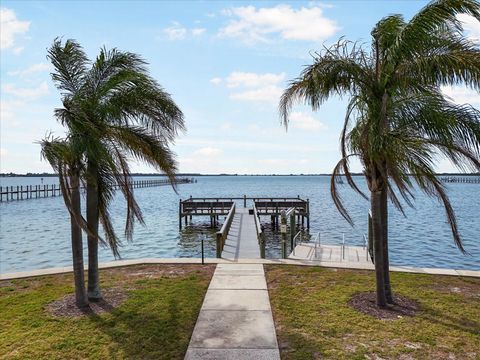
<box><xmin>380</xmin><ymin>188</ymin><xmax>393</xmax><ymax>304</ymax></box>
<box><xmin>70</xmin><ymin>172</ymin><xmax>89</xmax><ymax>308</ymax></box>
<box><xmin>87</xmin><ymin>162</ymin><xmax>102</xmax><ymax>301</ymax></box>
<box><xmin>371</xmin><ymin>190</ymin><xmax>387</xmax><ymax>308</ymax></box>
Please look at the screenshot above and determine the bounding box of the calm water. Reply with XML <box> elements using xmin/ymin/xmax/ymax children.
<box><xmin>0</xmin><ymin>175</ymin><xmax>479</xmax><ymax>273</ymax></box>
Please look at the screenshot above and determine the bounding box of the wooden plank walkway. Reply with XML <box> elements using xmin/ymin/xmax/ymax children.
<box><xmin>221</xmin><ymin>208</ymin><xmax>260</xmax><ymax>260</ymax></box>
<box><xmin>290</xmin><ymin>243</ymin><xmax>372</xmax><ymax>264</ymax></box>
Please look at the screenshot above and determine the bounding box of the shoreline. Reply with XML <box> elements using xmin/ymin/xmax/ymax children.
<box><xmin>1</xmin><ymin>257</ymin><xmax>479</xmax><ymax>280</ymax></box>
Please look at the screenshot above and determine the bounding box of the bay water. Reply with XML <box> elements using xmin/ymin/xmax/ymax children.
<box><xmin>0</xmin><ymin>175</ymin><xmax>479</xmax><ymax>273</ymax></box>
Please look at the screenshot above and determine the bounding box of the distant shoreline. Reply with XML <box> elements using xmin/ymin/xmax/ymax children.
<box><xmin>1</xmin><ymin>172</ymin><xmax>479</xmax><ymax>178</ymax></box>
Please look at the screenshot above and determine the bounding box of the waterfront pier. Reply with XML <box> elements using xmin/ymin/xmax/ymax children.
<box><xmin>0</xmin><ymin>178</ymin><xmax>194</xmax><ymax>202</ymax></box>
<box><xmin>440</xmin><ymin>176</ymin><xmax>480</xmax><ymax>184</ymax></box>
<box><xmin>179</xmin><ymin>196</ymin><xmax>310</xmax><ymax>259</ymax></box>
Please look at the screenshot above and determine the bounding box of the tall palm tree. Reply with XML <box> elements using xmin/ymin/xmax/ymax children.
<box><xmin>40</xmin><ymin>136</ymin><xmax>89</xmax><ymax>308</ymax></box>
<box><xmin>46</xmin><ymin>39</ymin><xmax>185</xmax><ymax>301</ymax></box>
<box><xmin>280</xmin><ymin>0</ymin><xmax>480</xmax><ymax>307</ymax></box>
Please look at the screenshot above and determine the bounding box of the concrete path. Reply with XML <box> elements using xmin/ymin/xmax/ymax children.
<box><xmin>2</xmin><ymin>258</ymin><xmax>479</xmax><ymax>280</ymax></box>
<box><xmin>185</xmin><ymin>263</ymin><xmax>280</xmax><ymax>360</ymax></box>
<box><xmin>221</xmin><ymin>208</ymin><xmax>260</xmax><ymax>260</ymax></box>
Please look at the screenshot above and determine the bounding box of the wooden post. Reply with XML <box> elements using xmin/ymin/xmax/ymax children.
<box><xmin>244</xmin><ymin>195</ymin><xmax>247</xmax><ymax>208</ymax></box>
<box><xmin>290</xmin><ymin>213</ymin><xmax>296</xmax><ymax>251</ymax></box>
<box><xmin>306</xmin><ymin>199</ymin><xmax>310</xmax><ymax>230</ymax></box>
<box><xmin>179</xmin><ymin>200</ymin><xmax>182</xmax><ymax>230</ymax></box>
<box><xmin>281</xmin><ymin>211</ymin><xmax>287</xmax><ymax>259</ymax></box>
<box><xmin>260</xmin><ymin>234</ymin><xmax>265</xmax><ymax>259</ymax></box>
<box><xmin>216</xmin><ymin>233</ymin><xmax>222</xmax><ymax>258</ymax></box>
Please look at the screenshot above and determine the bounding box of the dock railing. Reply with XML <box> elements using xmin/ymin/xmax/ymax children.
<box><xmin>216</xmin><ymin>203</ymin><xmax>236</xmax><ymax>258</ymax></box>
<box><xmin>253</xmin><ymin>203</ymin><xmax>265</xmax><ymax>258</ymax></box>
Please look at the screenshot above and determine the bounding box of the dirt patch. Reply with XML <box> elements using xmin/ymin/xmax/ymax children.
<box><xmin>43</xmin><ymin>264</ymin><xmax>215</xmax><ymax>317</ymax></box>
<box><xmin>349</xmin><ymin>292</ymin><xmax>419</xmax><ymax>320</ymax></box>
<box><xmin>46</xmin><ymin>288</ymin><xmax>128</xmax><ymax>318</ymax></box>
<box><xmin>106</xmin><ymin>264</ymin><xmax>215</xmax><ymax>280</ymax></box>
<box><xmin>430</xmin><ymin>282</ymin><xmax>480</xmax><ymax>300</ymax></box>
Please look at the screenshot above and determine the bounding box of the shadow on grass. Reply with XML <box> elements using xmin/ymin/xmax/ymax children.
<box><xmin>419</xmin><ymin>302</ymin><xmax>480</xmax><ymax>336</ymax></box>
<box><xmin>87</xmin><ymin>280</ymin><xmax>203</xmax><ymax>360</ymax></box>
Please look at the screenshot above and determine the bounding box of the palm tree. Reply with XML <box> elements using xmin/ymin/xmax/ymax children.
<box><xmin>40</xmin><ymin>136</ymin><xmax>89</xmax><ymax>308</ymax></box>
<box><xmin>46</xmin><ymin>39</ymin><xmax>185</xmax><ymax>301</ymax></box>
<box><xmin>280</xmin><ymin>0</ymin><xmax>480</xmax><ymax>307</ymax></box>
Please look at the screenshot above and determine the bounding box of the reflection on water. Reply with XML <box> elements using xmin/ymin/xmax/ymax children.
<box><xmin>1</xmin><ymin>175</ymin><xmax>479</xmax><ymax>273</ymax></box>
<box><xmin>177</xmin><ymin>224</ymin><xmax>218</xmax><ymax>258</ymax></box>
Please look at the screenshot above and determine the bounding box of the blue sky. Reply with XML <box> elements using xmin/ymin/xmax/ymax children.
<box><xmin>1</xmin><ymin>1</ymin><xmax>479</xmax><ymax>174</ymax></box>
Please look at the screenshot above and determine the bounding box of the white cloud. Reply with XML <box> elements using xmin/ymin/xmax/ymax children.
<box><xmin>194</xmin><ymin>147</ymin><xmax>223</xmax><ymax>157</ymax></box>
<box><xmin>289</xmin><ymin>112</ymin><xmax>327</xmax><ymax>131</ymax></box>
<box><xmin>458</xmin><ymin>14</ymin><xmax>480</xmax><ymax>43</ymax></box>
<box><xmin>210</xmin><ymin>77</ymin><xmax>222</xmax><ymax>85</ymax></box>
<box><xmin>12</xmin><ymin>46</ymin><xmax>24</xmax><ymax>55</ymax></box>
<box><xmin>8</xmin><ymin>63</ymin><xmax>51</xmax><ymax>78</ymax></box>
<box><xmin>180</xmin><ymin>147</ymin><xmax>224</xmax><ymax>173</ymax></box>
<box><xmin>219</xmin><ymin>5</ymin><xmax>338</xmax><ymax>43</ymax></box>
<box><xmin>163</xmin><ymin>23</ymin><xmax>206</xmax><ymax>40</ymax></box>
<box><xmin>163</xmin><ymin>22</ymin><xmax>187</xmax><ymax>40</ymax></box>
<box><xmin>192</xmin><ymin>28</ymin><xmax>206</xmax><ymax>36</ymax></box>
<box><xmin>225</xmin><ymin>71</ymin><xmax>285</xmax><ymax>88</ymax></box>
<box><xmin>214</xmin><ymin>71</ymin><xmax>285</xmax><ymax>103</ymax></box>
<box><xmin>0</xmin><ymin>8</ymin><xmax>30</xmax><ymax>50</ymax></box>
<box><xmin>0</xmin><ymin>99</ymin><xmax>24</xmax><ymax>122</ymax></box>
<box><xmin>2</xmin><ymin>81</ymin><xmax>49</xmax><ymax>100</ymax></box>
<box><xmin>230</xmin><ymin>85</ymin><xmax>283</xmax><ymax>102</ymax></box>
<box><xmin>442</xmin><ymin>86</ymin><xmax>480</xmax><ymax>106</ymax></box>
<box><xmin>220</xmin><ymin>122</ymin><xmax>232</xmax><ymax>131</ymax></box>
<box><xmin>257</xmin><ymin>158</ymin><xmax>283</xmax><ymax>165</ymax></box>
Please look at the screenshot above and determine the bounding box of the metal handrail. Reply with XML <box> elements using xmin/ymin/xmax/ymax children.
<box><xmin>312</xmin><ymin>232</ymin><xmax>320</xmax><ymax>259</ymax></box>
<box><xmin>253</xmin><ymin>204</ymin><xmax>263</xmax><ymax>238</ymax></box>
<box><xmin>292</xmin><ymin>230</ymin><xmax>303</xmax><ymax>256</ymax></box>
<box><xmin>363</xmin><ymin>234</ymin><xmax>368</xmax><ymax>261</ymax></box>
<box><xmin>182</xmin><ymin>196</ymin><xmax>307</xmax><ymax>202</ymax></box>
<box><xmin>215</xmin><ymin>203</ymin><xmax>236</xmax><ymax>258</ymax></box>
<box><xmin>253</xmin><ymin>204</ymin><xmax>265</xmax><ymax>258</ymax></box>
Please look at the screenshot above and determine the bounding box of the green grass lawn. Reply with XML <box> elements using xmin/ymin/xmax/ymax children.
<box><xmin>265</xmin><ymin>265</ymin><xmax>480</xmax><ymax>360</ymax></box>
<box><xmin>0</xmin><ymin>264</ymin><xmax>214</xmax><ymax>360</ymax></box>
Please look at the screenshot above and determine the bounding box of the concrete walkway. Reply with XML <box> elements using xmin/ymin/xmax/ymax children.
<box><xmin>2</xmin><ymin>258</ymin><xmax>479</xmax><ymax>280</ymax></box>
<box><xmin>221</xmin><ymin>208</ymin><xmax>260</xmax><ymax>260</ymax></box>
<box><xmin>185</xmin><ymin>263</ymin><xmax>280</xmax><ymax>360</ymax></box>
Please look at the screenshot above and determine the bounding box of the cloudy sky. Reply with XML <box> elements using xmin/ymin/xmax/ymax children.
<box><xmin>1</xmin><ymin>1</ymin><xmax>479</xmax><ymax>174</ymax></box>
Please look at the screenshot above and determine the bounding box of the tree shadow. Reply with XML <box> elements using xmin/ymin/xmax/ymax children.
<box><xmin>87</xmin><ymin>284</ymin><xmax>201</xmax><ymax>360</ymax></box>
<box><xmin>419</xmin><ymin>302</ymin><xmax>480</xmax><ymax>336</ymax></box>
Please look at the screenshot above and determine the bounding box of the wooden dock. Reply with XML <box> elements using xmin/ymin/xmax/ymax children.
<box><xmin>0</xmin><ymin>178</ymin><xmax>194</xmax><ymax>202</ymax></box>
<box><xmin>179</xmin><ymin>196</ymin><xmax>309</xmax><ymax>259</ymax></box>
<box><xmin>179</xmin><ymin>196</ymin><xmax>310</xmax><ymax>230</ymax></box>
<box><xmin>440</xmin><ymin>176</ymin><xmax>480</xmax><ymax>184</ymax></box>
<box><xmin>290</xmin><ymin>243</ymin><xmax>372</xmax><ymax>265</ymax></box>
<box><xmin>221</xmin><ymin>208</ymin><xmax>261</xmax><ymax>260</ymax></box>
